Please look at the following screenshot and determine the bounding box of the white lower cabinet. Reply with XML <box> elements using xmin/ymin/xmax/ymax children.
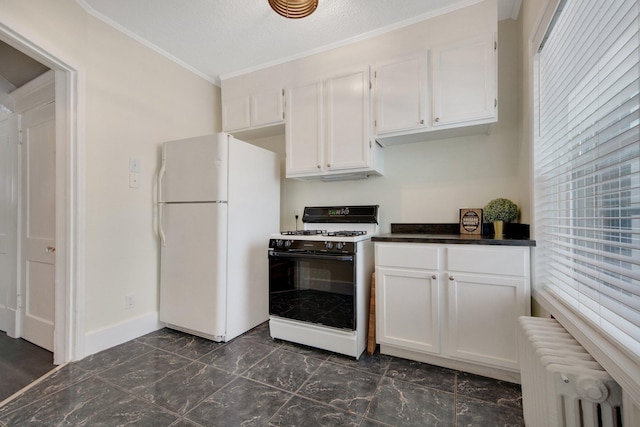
<box><xmin>375</xmin><ymin>242</ymin><xmax>530</xmax><ymax>382</ymax></box>
<box><xmin>377</xmin><ymin>267</ymin><xmax>441</xmax><ymax>354</ymax></box>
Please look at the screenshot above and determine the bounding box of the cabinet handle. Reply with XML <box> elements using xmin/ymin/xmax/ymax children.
<box><xmin>449</xmin><ymin>276</ymin><xmax>455</xmax><ymax>281</ymax></box>
<box><xmin>327</xmin><ymin>163</ymin><xmax>331</xmax><ymax>168</ymax></box>
<box><xmin>435</xmin><ymin>117</ymin><xmax>440</xmax><ymax>123</ymax></box>
<box><xmin>317</xmin><ymin>165</ymin><xmax>321</xmax><ymax>169</ymax></box>
<box><xmin>420</xmin><ymin>119</ymin><xmax>425</xmax><ymax>125</ymax></box>
<box><xmin>431</xmin><ymin>275</ymin><xmax>437</xmax><ymax>280</ymax></box>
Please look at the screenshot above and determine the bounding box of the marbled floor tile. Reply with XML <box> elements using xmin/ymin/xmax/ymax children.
<box><xmin>0</xmin><ymin>376</ymin><xmax>178</xmax><ymax>426</ymax></box>
<box><xmin>0</xmin><ymin>364</ymin><xmax>92</xmax><ymax>416</ymax></box>
<box><xmin>456</xmin><ymin>395</ymin><xmax>525</xmax><ymax>426</ymax></box>
<box><xmin>74</xmin><ymin>339</ymin><xmax>154</xmax><ymax>374</ymax></box>
<box><xmin>298</xmin><ymin>362</ymin><xmax>381</xmax><ymax>415</ymax></box>
<box><xmin>143</xmin><ymin>361</ymin><xmax>236</xmax><ymax>415</ymax></box>
<box><xmin>385</xmin><ymin>358</ymin><xmax>457</xmax><ymax>393</ymax></box>
<box><xmin>360</xmin><ymin>419</ymin><xmax>395</xmax><ymax>427</ymax></box>
<box><xmin>327</xmin><ymin>351</ymin><xmax>392</xmax><ymax>376</ymax></box>
<box><xmin>245</xmin><ymin>348</ymin><xmax>323</xmax><ymax>392</ymax></box>
<box><xmin>275</xmin><ymin>340</ymin><xmax>333</xmax><ymax>360</ymax></box>
<box><xmin>456</xmin><ymin>371</ymin><xmax>522</xmax><ymax>409</ymax></box>
<box><xmin>367</xmin><ymin>376</ymin><xmax>455</xmax><ymax>427</ymax></box>
<box><xmin>97</xmin><ymin>348</ymin><xmax>192</xmax><ymax>395</ymax></box>
<box><xmin>267</xmin><ymin>395</ymin><xmax>362</xmax><ymax>427</ymax></box>
<box><xmin>155</xmin><ymin>333</ymin><xmax>225</xmax><ymax>361</ymax></box>
<box><xmin>198</xmin><ymin>337</ymin><xmax>276</xmax><ymax>374</ymax></box>
<box><xmin>135</xmin><ymin>327</ymin><xmax>186</xmax><ymax>348</ymax></box>
<box><xmin>170</xmin><ymin>417</ymin><xmax>204</xmax><ymax>427</ymax></box>
<box><xmin>241</xmin><ymin>323</ymin><xmax>281</xmax><ymax>348</ymax></box>
<box><xmin>185</xmin><ymin>377</ymin><xmax>291</xmax><ymax>427</ymax></box>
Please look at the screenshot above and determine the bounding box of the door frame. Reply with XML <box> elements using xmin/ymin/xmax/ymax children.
<box><xmin>0</xmin><ymin>23</ymin><xmax>84</xmax><ymax>364</ymax></box>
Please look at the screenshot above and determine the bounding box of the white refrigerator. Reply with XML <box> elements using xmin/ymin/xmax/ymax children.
<box><xmin>158</xmin><ymin>132</ymin><xmax>280</xmax><ymax>342</ymax></box>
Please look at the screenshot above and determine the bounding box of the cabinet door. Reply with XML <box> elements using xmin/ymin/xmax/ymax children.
<box><xmin>376</xmin><ymin>267</ymin><xmax>441</xmax><ymax>354</ymax></box>
<box><xmin>286</xmin><ymin>81</ymin><xmax>323</xmax><ymax>177</ymax></box>
<box><xmin>251</xmin><ymin>89</ymin><xmax>284</xmax><ymax>127</ymax></box>
<box><xmin>446</xmin><ymin>273</ymin><xmax>526</xmax><ymax>370</ymax></box>
<box><xmin>222</xmin><ymin>96</ymin><xmax>251</xmax><ymax>132</ymax></box>
<box><xmin>374</xmin><ymin>55</ymin><xmax>428</xmax><ymax>135</ymax></box>
<box><xmin>325</xmin><ymin>67</ymin><xmax>371</xmax><ymax>171</ymax></box>
<box><xmin>432</xmin><ymin>33</ymin><xmax>496</xmax><ymax>126</ymax></box>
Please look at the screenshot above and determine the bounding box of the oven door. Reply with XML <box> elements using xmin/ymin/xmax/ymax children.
<box><xmin>268</xmin><ymin>250</ymin><xmax>357</xmax><ymax>330</ymax></box>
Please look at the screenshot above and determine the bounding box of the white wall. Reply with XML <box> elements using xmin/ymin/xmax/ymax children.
<box><xmin>1</xmin><ymin>0</ymin><xmax>220</xmax><ymax>353</ymax></box>
<box><xmin>249</xmin><ymin>19</ymin><xmax>525</xmax><ymax>233</ymax></box>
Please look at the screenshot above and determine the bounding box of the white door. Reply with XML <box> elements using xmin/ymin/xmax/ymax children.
<box><xmin>159</xmin><ymin>202</ymin><xmax>227</xmax><ymax>339</ymax></box>
<box><xmin>0</xmin><ymin>115</ymin><xmax>19</xmax><ymax>334</ymax></box>
<box><xmin>161</xmin><ymin>134</ymin><xmax>228</xmax><ymax>203</ymax></box>
<box><xmin>376</xmin><ymin>267</ymin><xmax>441</xmax><ymax>354</ymax></box>
<box><xmin>446</xmin><ymin>273</ymin><xmax>525</xmax><ymax>370</ymax></box>
<box><xmin>431</xmin><ymin>32</ymin><xmax>496</xmax><ymax>126</ymax></box>
<box><xmin>20</xmin><ymin>101</ymin><xmax>56</xmax><ymax>351</ymax></box>
<box><xmin>285</xmin><ymin>81</ymin><xmax>323</xmax><ymax>177</ymax></box>
<box><xmin>374</xmin><ymin>55</ymin><xmax>428</xmax><ymax>135</ymax></box>
<box><xmin>325</xmin><ymin>67</ymin><xmax>371</xmax><ymax>171</ymax></box>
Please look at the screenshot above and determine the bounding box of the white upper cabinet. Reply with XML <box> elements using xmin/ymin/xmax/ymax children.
<box><xmin>285</xmin><ymin>81</ymin><xmax>323</xmax><ymax>177</ymax></box>
<box><xmin>222</xmin><ymin>88</ymin><xmax>284</xmax><ymax>133</ymax></box>
<box><xmin>374</xmin><ymin>32</ymin><xmax>497</xmax><ymax>146</ymax></box>
<box><xmin>325</xmin><ymin>67</ymin><xmax>372</xmax><ymax>172</ymax></box>
<box><xmin>432</xmin><ymin>32</ymin><xmax>497</xmax><ymax>127</ymax></box>
<box><xmin>373</xmin><ymin>54</ymin><xmax>429</xmax><ymax>135</ymax></box>
<box><xmin>286</xmin><ymin>67</ymin><xmax>383</xmax><ymax>179</ymax></box>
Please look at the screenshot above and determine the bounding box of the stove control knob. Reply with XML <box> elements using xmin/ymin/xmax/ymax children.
<box><xmin>276</xmin><ymin>239</ymin><xmax>283</xmax><ymax>247</ymax></box>
<box><xmin>326</xmin><ymin>242</ymin><xmax>334</xmax><ymax>250</ymax></box>
<box><xmin>336</xmin><ymin>242</ymin><xmax>344</xmax><ymax>250</ymax></box>
<box><xmin>284</xmin><ymin>240</ymin><xmax>292</xmax><ymax>248</ymax></box>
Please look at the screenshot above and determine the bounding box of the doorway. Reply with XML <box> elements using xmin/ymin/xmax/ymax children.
<box><xmin>0</xmin><ymin>24</ymin><xmax>81</xmax><ymax>365</ymax></box>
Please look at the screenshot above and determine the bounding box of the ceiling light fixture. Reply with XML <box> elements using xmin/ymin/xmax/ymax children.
<box><xmin>268</xmin><ymin>0</ymin><xmax>318</xmax><ymax>19</ymax></box>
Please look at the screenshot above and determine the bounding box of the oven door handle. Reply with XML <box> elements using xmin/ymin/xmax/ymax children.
<box><xmin>269</xmin><ymin>251</ymin><xmax>354</xmax><ymax>262</ymax></box>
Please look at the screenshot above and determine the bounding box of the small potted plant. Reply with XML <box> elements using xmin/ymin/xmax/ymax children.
<box><xmin>483</xmin><ymin>198</ymin><xmax>518</xmax><ymax>237</ymax></box>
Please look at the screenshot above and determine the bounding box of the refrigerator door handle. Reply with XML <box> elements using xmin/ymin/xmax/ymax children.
<box><xmin>158</xmin><ymin>202</ymin><xmax>167</xmax><ymax>246</ymax></box>
<box><xmin>158</xmin><ymin>145</ymin><xmax>167</xmax><ymax>203</ymax></box>
<box><xmin>158</xmin><ymin>144</ymin><xmax>167</xmax><ymax>246</ymax></box>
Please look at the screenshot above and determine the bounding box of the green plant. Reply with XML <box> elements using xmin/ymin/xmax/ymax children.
<box><xmin>483</xmin><ymin>198</ymin><xmax>518</xmax><ymax>223</ymax></box>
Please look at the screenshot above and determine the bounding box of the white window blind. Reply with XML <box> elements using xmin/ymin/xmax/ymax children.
<box><xmin>534</xmin><ymin>0</ymin><xmax>640</xmax><ymax>356</ymax></box>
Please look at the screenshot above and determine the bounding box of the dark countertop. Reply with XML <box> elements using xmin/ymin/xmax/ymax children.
<box><xmin>372</xmin><ymin>223</ymin><xmax>536</xmax><ymax>247</ymax></box>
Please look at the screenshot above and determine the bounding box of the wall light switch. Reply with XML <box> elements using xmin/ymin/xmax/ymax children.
<box><xmin>129</xmin><ymin>157</ymin><xmax>140</xmax><ymax>173</ymax></box>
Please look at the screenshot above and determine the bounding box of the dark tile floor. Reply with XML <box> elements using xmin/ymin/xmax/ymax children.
<box><xmin>0</xmin><ymin>323</ymin><xmax>524</xmax><ymax>426</ymax></box>
<box><xmin>0</xmin><ymin>332</ymin><xmax>55</xmax><ymax>402</ymax></box>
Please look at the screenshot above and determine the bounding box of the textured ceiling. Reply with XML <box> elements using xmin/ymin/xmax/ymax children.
<box><xmin>78</xmin><ymin>0</ymin><xmax>521</xmax><ymax>85</ymax></box>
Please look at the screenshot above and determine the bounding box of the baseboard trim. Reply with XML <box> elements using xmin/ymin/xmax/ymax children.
<box><xmin>83</xmin><ymin>311</ymin><xmax>163</xmax><ymax>359</ymax></box>
<box><xmin>0</xmin><ymin>306</ymin><xmax>17</xmax><ymax>337</ymax></box>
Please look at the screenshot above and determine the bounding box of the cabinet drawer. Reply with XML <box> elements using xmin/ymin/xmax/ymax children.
<box><xmin>447</xmin><ymin>246</ymin><xmax>528</xmax><ymax>277</ymax></box>
<box><xmin>376</xmin><ymin>243</ymin><xmax>441</xmax><ymax>270</ymax></box>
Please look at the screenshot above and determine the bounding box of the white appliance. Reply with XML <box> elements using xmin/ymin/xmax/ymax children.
<box><xmin>268</xmin><ymin>206</ymin><xmax>379</xmax><ymax>359</ymax></box>
<box><xmin>158</xmin><ymin>132</ymin><xmax>280</xmax><ymax>342</ymax></box>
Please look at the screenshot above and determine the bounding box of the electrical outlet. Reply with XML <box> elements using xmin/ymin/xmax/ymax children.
<box><xmin>129</xmin><ymin>172</ymin><xmax>140</xmax><ymax>188</ymax></box>
<box><xmin>125</xmin><ymin>295</ymin><xmax>135</xmax><ymax>309</ymax></box>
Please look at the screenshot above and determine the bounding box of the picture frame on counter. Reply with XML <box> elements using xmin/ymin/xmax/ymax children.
<box><xmin>459</xmin><ymin>208</ymin><xmax>483</xmax><ymax>235</ymax></box>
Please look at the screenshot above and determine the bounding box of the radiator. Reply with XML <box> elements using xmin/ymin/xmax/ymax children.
<box><xmin>518</xmin><ymin>316</ymin><xmax>623</xmax><ymax>427</ymax></box>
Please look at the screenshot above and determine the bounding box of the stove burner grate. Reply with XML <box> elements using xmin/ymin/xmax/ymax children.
<box><xmin>325</xmin><ymin>230</ymin><xmax>367</xmax><ymax>237</ymax></box>
<box><xmin>279</xmin><ymin>230</ymin><xmax>367</xmax><ymax>237</ymax></box>
<box><xmin>280</xmin><ymin>230</ymin><xmax>326</xmax><ymax>236</ymax></box>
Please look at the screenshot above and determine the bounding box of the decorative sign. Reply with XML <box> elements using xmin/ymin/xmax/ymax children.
<box><xmin>460</xmin><ymin>208</ymin><xmax>483</xmax><ymax>235</ymax></box>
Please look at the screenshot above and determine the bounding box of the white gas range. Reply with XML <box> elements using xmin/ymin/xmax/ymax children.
<box><xmin>268</xmin><ymin>205</ymin><xmax>379</xmax><ymax>359</ymax></box>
